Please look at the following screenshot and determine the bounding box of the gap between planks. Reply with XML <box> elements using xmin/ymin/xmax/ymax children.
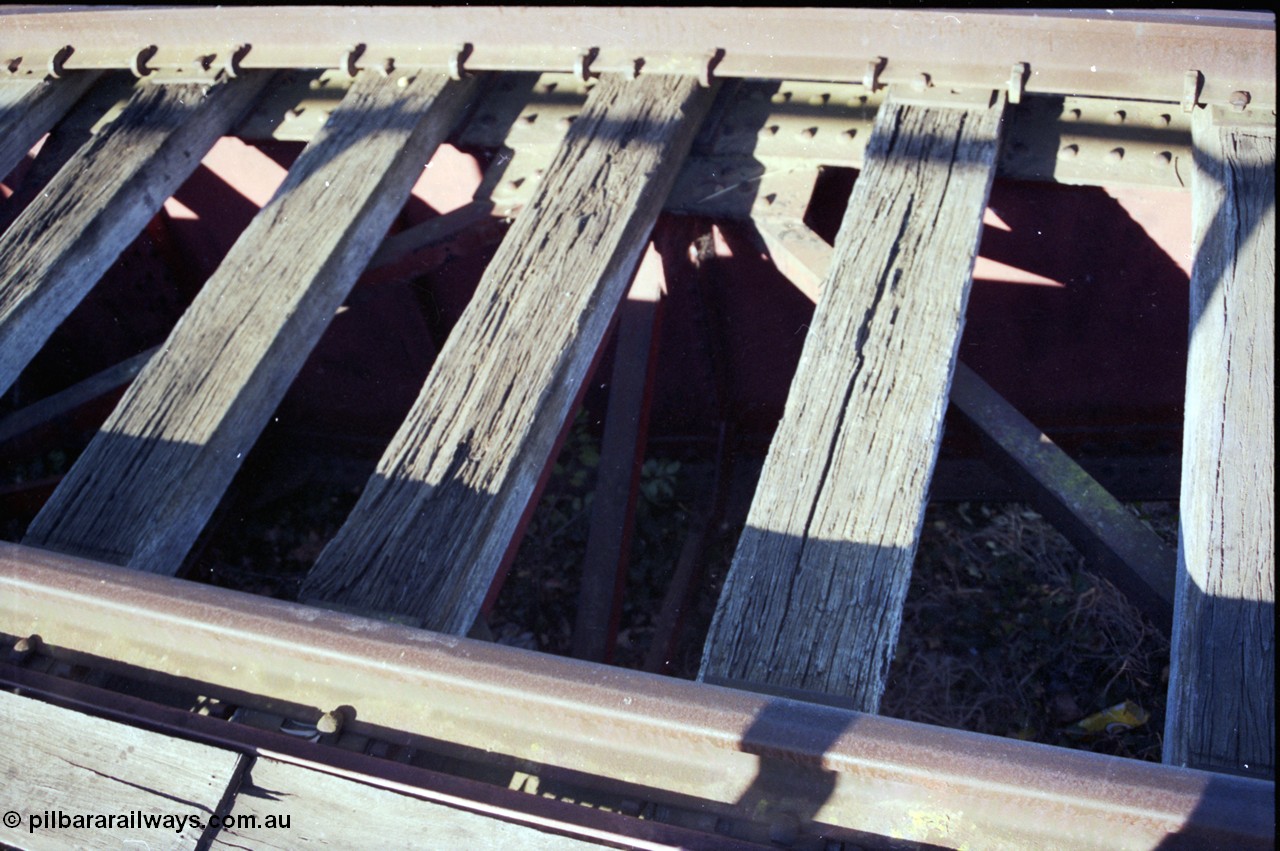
<box><xmin>23</xmin><ymin>70</ymin><xmax>479</xmax><ymax>573</ymax></box>
<box><xmin>0</xmin><ymin>74</ymin><xmax>271</xmax><ymax>396</ymax></box>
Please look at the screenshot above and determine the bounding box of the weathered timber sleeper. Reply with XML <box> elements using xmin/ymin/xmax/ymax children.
<box><xmin>301</xmin><ymin>73</ymin><xmax>715</xmax><ymax>632</ymax></box>
<box><xmin>1164</xmin><ymin>106</ymin><xmax>1275</xmax><ymax>780</ymax></box>
<box><xmin>700</xmin><ymin>90</ymin><xmax>1004</xmax><ymax>710</ymax></box>
<box><xmin>24</xmin><ymin>70</ymin><xmax>478</xmax><ymax>572</ymax></box>
<box><xmin>0</xmin><ymin>75</ymin><xmax>270</xmax><ymax>396</ymax></box>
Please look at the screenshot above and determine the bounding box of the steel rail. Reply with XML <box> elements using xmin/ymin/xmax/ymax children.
<box><xmin>1</xmin><ymin>7</ymin><xmax>1275</xmax><ymax>110</ymax></box>
<box><xmin>1</xmin><ymin>665</ymin><xmax>756</xmax><ymax>851</ymax></box>
<box><xmin>0</xmin><ymin>541</ymin><xmax>1273</xmax><ymax>850</ymax></box>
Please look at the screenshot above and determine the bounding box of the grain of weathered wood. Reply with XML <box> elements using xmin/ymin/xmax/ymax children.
<box><xmin>0</xmin><ymin>75</ymin><xmax>270</xmax><ymax>396</ymax></box>
<box><xmin>301</xmin><ymin>74</ymin><xmax>714</xmax><ymax>631</ymax></box>
<box><xmin>0</xmin><ymin>74</ymin><xmax>139</xmax><ymax>236</ymax></box>
<box><xmin>0</xmin><ymin>73</ymin><xmax>99</xmax><ymax>183</ymax></box>
<box><xmin>0</xmin><ymin>690</ymin><xmax>242</xmax><ymax>851</ymax></box>
<box><xmin>1164</xmin><ymin>108</ymin><xmax>1274</xmax><ymax>779</ymax></box>
<box><xmin>699</xmin><ymin>92</ymin><xmax>1004</xmax><ymax>710</ymax></box>
<box><xmin>208</xmin><ymin>757</ymin><xmax>608</xmax><ymax>850</ymax></box>
<box><xmin>24</xmin><ymin>71</ymin><xmax>479</xmax><ymax>573</ymax></box>
<box><xmin>743</xmin><ymin>217</ymin><xmax>1181</xmax><ymax>625</ymax></box>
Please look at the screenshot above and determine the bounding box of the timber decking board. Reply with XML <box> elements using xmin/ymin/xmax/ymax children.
<box><xmin>301</xmin><ymin>73</ymin><xmax>715</xmax><ymax>631</ymax></box>
<box><xmin>0</xmin><ymin>690</ymin><xmax>242</xmax><ymax>851</ymax></box>
<box><xmin>752</xmin><ymin>216</ymin><xmax>1179</xmax><ymax>629</ymax></box>
<box><xmin>0</xmin><ymin>75</ymin><xmax>270</xmax><ymax>397</ymax></box>
<box><xmin>0</xmin><ymin>73</ymin><xmax>98</xmax><ymax>184</ymax></box>
<box><xmin>1164</xmin><ymin>108</ymin><xmax>1274</xmax><ymax>779</ymax></box>
<box><xmin>208</xmin><ymin>757</ymin><xmax>608</xmax><ymax>850</ymax></box>
<box><xmin>24</xmin><ymin>70</ymin><xmax>479</xmax><ymax>573</ymax></box>
<box><xmin>699</xmin><ymin>92</ymin><xmax>1004</xmax><ymax>710</ymax></box>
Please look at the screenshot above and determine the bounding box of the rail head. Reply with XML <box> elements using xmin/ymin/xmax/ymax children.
<box><xmin>0</xmin><ymin>541</ymin><xmax>1273</xmax><ymax>850</ymax></box>
<box><xmin>1</xmin><ymin>7</ymin><xmax>1275</xmax><ymax>111</ymax></box>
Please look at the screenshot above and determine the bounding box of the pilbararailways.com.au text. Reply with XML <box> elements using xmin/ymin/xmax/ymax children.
<box><xmin>16</xmin><ymin>809</ymin><xmax>291</xmax><ymax>833</ymax></box>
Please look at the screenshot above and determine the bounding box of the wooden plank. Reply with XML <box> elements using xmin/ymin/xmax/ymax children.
<box><xmin>752</xmin><ymin>217</ymin><xmax>1181</xmax><ymax>626</ymax></box>
<box><xmin>0</xmin><ymin>73</ymin><xmax>99</xmax><ymax>182</ymax></box>
<box><xmin>0</xmin><ymin>690</ymin><xmax>242</xmax><ymax>851</ymax></box>
<box><xmin>1164</xmin><ymin>108</ymin><xmax>1274</xmax><ymax>779</ymax></box>
<box><xmin>571</xmin><ymin>242</ymin><xmax>665</xmax><ymax>662</ymax></box>
<box><xmin>0</xmin><ymin>73</ymin><xmax>138</xmax><ymax>235</ymax></box>
<box><xmin>208</xmin><ymin>756</ymin><xmax>608</xmax><ymax>850</ymax></box>
<box><xmin>699</xmin><ymin>91</ymin><xmax>1004</xmax><ymax>710</ymax></box>
<box><xmin>301</xmin><ymin>74</ymin><xmax>715</xmax><ymax>631</ymax></box>
<box><xmin>0</xmin><ymin>75</ymin><xmax>270</xmax><ymax>396</ymax></box>
<box><xmin>24</xmin><ymin>71</ymin><xmax>479</xmax><ymax>573</ymax></box>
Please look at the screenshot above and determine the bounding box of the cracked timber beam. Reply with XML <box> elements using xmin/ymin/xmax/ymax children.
<box><xmin>301</xmin><ymin>73</ymin><xmax>716</xmax><ymax>632</ymax></box>
<box><xmin>1164</xmin><ymin>107</ymin><xmax>1274</xmax><ymax>780</ymax></box>
<box><xmin>0</xmin><ymin>74</ymin><xmax>270</xmax><ymax>396</ymax></box>
<box><xmin>700</xmin><ymin>90</ymin><xmax>1004</xmax><ymax>710</ymax></box>
<box><xmin>750</xmin><ymin>214</ymin><xmax>1180</xmax><ymax>634</ymax></box>
<box><xmin>24</xmin><ymin>70</ymin><xmax>479</xmax><ymax>572</ymax></box>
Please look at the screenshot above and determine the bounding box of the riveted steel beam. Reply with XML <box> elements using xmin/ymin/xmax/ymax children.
<box><xmin>1</xmin><ymin>8</ymin><xmax>1274</xmax><ymax>111</ymax></box>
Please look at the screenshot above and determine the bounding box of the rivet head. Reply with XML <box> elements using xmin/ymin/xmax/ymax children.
<box><xmin>759</xmin><ymin>124</ymin><xmax>779</xmax><ymax>137</ymax></box>
<box><xmin>1106</xmin><ymin>147</ymin><xmax>1125</xmax><ymax>163</ymax></box>
<box><xmin>1058</xmin><ymin>144</ymin><xmax>1079</xmax><ymax>160</ymax></box>
<box><xmin>1229</xmin><ymin>90</ymin><xmax>1251</xmax><ymax>111</ymax></box>
<box><xmin>797</xmin><ymin>126</ymin><xmax>817</xmax><ymax>139</ymax></box>
<box><xmin>1155</xmin><ymin>113</ymin><xmax>1172</xmax><ymax>127</ymax></box>
<box><xmin>1066</xmin><ymin>108</ymin><xmax>1082</xmax><ymax>121</ymax></box>
<box><xmin>1108</xmin><ymin>110</ymin><xmax>1126</xmax><ymax>124</ymax></box>
<box><xmin>317</xmin><ymin>710</ymin><xmax>344</xmax><ymax>735</ymax></box>
<box><xmin>1153</xmin><ymin>150</ymin><xmax>1172</xmax><ymax>165</ymax></box>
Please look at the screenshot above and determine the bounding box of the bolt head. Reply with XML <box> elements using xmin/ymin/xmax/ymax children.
<box><xmin>317</xmin><ymin>711</ymin><xmax>343</xmax><ymax>735</ymax></box>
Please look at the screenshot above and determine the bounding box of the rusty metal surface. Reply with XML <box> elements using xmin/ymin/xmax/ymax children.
<box><xmin>0</xmin><ymin>541</ymin><xmax>1274</xmax><ymax>850</ymax></box>
<box><xmin>20</xmin><ymin>67</ymin><xmax>1213</xmax><ymax>192</ymax></box>
<box><xmin>1</xmin><ymin>7</ymin><xmax>1274</xmax><ymax>111</ymax></box>
<box><xmin>1</xmin><ymin>667</ymin><xmax>759</xmax><ymax>851</ymax></box>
